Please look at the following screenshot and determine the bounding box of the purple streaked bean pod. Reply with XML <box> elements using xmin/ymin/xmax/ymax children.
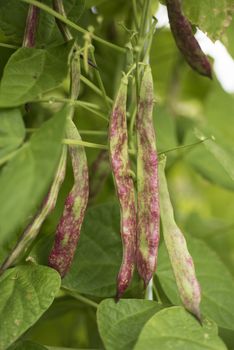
<box><xmin>109</xmin><ymin>75</ymin><xmax>136</xmax><ymax>299</ymax></box>
<box><xmin>166</xmin><ymin>0</ymin><xmax>212</xmax><ymax>78</ymax></box>
<box><xmin>136</xmin><ymin>66</ymin><xmax>160</xmax><ymax>288</ymax></box>
<box><xmin>158</xmin><ymin>156</ymin><xmax>201</xmax><ymax>319</ymax></box>
<box><xmin>23</xmin><ymin>3</ymin><xmax>40</xmax><ymax>48</ymax></box>
<box><xmin>48</xmin><ymin>117</ymin><xmax>89</xmax><ymax>277</ymax></box>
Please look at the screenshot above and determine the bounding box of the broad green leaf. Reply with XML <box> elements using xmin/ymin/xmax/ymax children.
<box><xmin>157</xmin><ymin>238</ymin><xmax>234</xmax><ymax>330</ymax></box>
<box><xmin>0</xmin><ymin>105</ymin><xmax>67</xmax><ymax>246</ymax></box>
<box><xmin>0</xmin><ymin>42</ymin><xmax>73</xmax><ymax>107</ymax></box>
<box><xmin>0</xmin><ymin>264</ymin><xmax>61</xmax><ymax>350</ymax></box>
<box><xmin>97</xmin><ymin>299</ymin><xmax>163</xmax><ymax>350</ymax></box>
<box><xmin>182</xmin><ymin>0</ymin><xmax>234</xmax><ymax>40</ymax></box>
<box><xmin>62</xmin><ymin>202</ymin><xmax>139</xmax><ymax>297</ymax></box>
<box><xmin>184</xmin><ymin>130</ymin><xmax>234</xmax><ymax>191</ymax></box>
<box><xmin>8</xmin><ymin>340</ymin><xmax>48</xmax><ymax>350</ymax></box>
<box><xmin>0</xmin><ymin>108</ymin><xmax>25</xmax><ymax>159</ymax></box>
<box><xmin>134</xmin><ymin>307</ymin><xmax>227</xmax><ymax>350</ymax></box>
<box><xmin>150</xmin><ymin>29</ymin><xmax>178</xmax><ymax>99</ymax></box>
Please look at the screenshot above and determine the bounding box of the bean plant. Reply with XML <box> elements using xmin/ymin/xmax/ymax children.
<box><xmin>0</xmin><ymin>0</ymin><xmax>234</xmax><ymax>349</ymax></box>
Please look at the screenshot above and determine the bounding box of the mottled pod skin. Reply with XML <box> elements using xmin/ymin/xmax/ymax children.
<box><xmin>23</xmin><ymin>4</ymin><xmax>40</xmax><ymax>48</ymax></box>
<box><xmin>159</xmin><ymin>156</ymin><xmax>201</xmax><ymax>319</ymax></box>
<box><xmin>89</xmin><ymin>150</ymin><xmax>110</xmax><ymax>201</ymax></box>
<box><xmin>48</xmin><ymin>117</ymin><xmax>89</xmax><ymax>277</ymax></box>
<box><xmin>166</xmin><ymin>0</ymin><xmax>212</xmax><ymax>78</ymax></box>
<box><xmin>136</xmin><ymin>66</ymin><xmax>160</xmax><ymax>288</ymax></box>
<box><xmin>109</xmin><ymin>76</ymin><xmax>137</xmax><ymax>299</ymax></box>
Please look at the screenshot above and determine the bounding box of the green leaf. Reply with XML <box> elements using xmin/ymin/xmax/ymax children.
<box><xmin>0</xmin><ymin>264</ymin><xmax>61</xmax><ymax>350</ymax></box>
<box><xmin>157</xmin><ymin>238</ymin><xmax>234</xmax><ymax>330</ymax></box>
<box><xmin>62</xmin><ymin>202</ymin><xmax>139</xmax><ymax>297</ymax></box>
<box><xmin>184</xmin><ymin>130</ymin><xmax>234</xmax><ymax>191</ymax></box>
<box><xmin>0</xmin><ymin>108</ymin><xmax>25</xmax><ymax>158</ymax></box>
<box><xmin>0</xmin><ymin>105</ymin><xmax>67</xmax><ymax>246</ymax></box>
<box><xmin>8</xmin><ymin>340</ymin><xmax>48</xmax><ymax>350</ymax></box>
<box><xmin>0</xmin><ymin>42</ymin><xmax>73</xmax><ymax>107</ymax></box>
<box><xmin>134</xmin><ymin>306</ymin><xmax>227</xmax><ymax>350</ymax></box>
<box><xmin>97</xmin><ymin>299</ymin><xmax>163</xmax><ymax>350</ymax></box>
<box><xmin>182</xmin><ymin>0</ymin><xmax>234</xmax><ymax>41</ymax></box>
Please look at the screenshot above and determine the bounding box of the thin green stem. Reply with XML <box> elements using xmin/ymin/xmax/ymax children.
<box><xmin>90</xmin><ymin>48</ymin><xmax>111</xmax><ymax>110</ymax></box>
<box><xmin>63</xmin><ymin>138</ymin><xmax>108</xmax><ymax>150</ymax></box>
<box><xmin>78</xmin><ymin>103</ymin><xmax>109</xmax><ymax>122</ymax></box>
<box><xmin>80</xmin><ymin>75</ymin><xmax>113</xmax><ymax>104</ymax></box>
<box><xmin>0</xmin><ymin>42</ymin><xmax>18</xmax><ymax>49</ymax></box>
<box><xmin>132</xmin><ymin>0</ymin><xmax>140</xmax><ymax>30</ymax></box>
<box><xmin>20</xmin><ymin>0</ymin><xmax>126</xmax><ymax>53</ymax></box>
<box><xmin>63</xmin><ymin>288</ymin><xmax>98</xmax><ymax>308</ymax></box>
<box><xmin>158</xmin><ymin>137</ymin><xmax>211</xmax><ymax>156</ymax></box>
<box><xmin>64</xmin><ymin>139</ymin><xmax>135</xmax><ymax>155</ymax></box>
<box><xmin>34</xmin><ymin>97</ymin><xmax>100</xmax><ymax>110</ymax></box>
<box><xmin>79</xmin><ymin>130</ymin><xmax>107</xmax><ymax>136</ymax></box>
<box><xmin>153</xmin><ymin>282</ymin><xmax>162</xmax><ymax>304</ymax></box>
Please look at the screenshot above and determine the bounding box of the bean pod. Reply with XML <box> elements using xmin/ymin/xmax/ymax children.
<box><xmin>166</xmin><ymin>0</ymin><xmax>212</xmax><ymax>78</ymax></box>
<box><xmin>0</xmin><ymin>146</ymin><xmax>67</xmax><ymax>274</ymax></box>
<box><xmin>109</xmin><ymin>75</ymin><xmax>136</xmax><ymax>299</ymax></box>
<box><xmin>48</xmin><ymin>117</ymin><xmax>89</xmax><ymax>277</ymax></box>
<box><xmin>158</xmin><ymin>156</ymin><xmax>201</xmax><ymax>319</ymax></box>
<box><xmin>136</xmin><ymin>66</ymin><xmax>160</xmax><ymax>288</ymax></box>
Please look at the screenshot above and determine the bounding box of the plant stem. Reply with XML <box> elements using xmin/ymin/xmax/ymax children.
<box><xmin>0</xmin><ymin>42</ymin><xmax>18</xmax><ymax>49</ymax></box>
<box><xmin>90</xmin><ymin>48</ymin><xmax>111</xmax><ymax>111</ymax></box>
<box><xmin>152</xmin><ymin>281</ymin><xmax>163</xmax><ymax>304</ymax></box>
<box><xmin>23</xmin><ymin>2</ymin><xmax>40</xmax><ymax>47</ymax></box>
<box><xmin>63</xmin><ymin>139</ymin><xmax>108</xmax><ymax>150</ymax></box>
<box><xmin>158</xmin><ymin>137</ymin><xmax>212</xmax><ymax>155</ymax></box>
<box><xmin>132</xmin><ymin>0</ymin><xmax>140</xmax><ymax>30</ymax></box>
<box><xmin>20</xmin><ymin>0</ymin><xmax>126</xmax><ymax>53</ymax></box>
<box><xmin>80</xmin><ymin>75</ymin><xmax>113</xmax><ymax>104</ymax></box>
<box><xmin>63</xmin><ymin>139</ymin><xmax>135</xmax><ymax>155</ymax></box>
<box><xmin>63</xmin><ymin>288</ymin><xmax>98</xmax><ymax>308</ymax></box>
<box><xmin>52</xmin><ymin>0</ymin><xmax>73</xmax><ymax>41</ymax></box>
<box><xmin>79</xmin><ymin>130</ymin><xmax>107</xmax><ymax>136</ymax></box>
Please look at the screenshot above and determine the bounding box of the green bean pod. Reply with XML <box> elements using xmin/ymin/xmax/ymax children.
<box><xmin>158</xmin><ymin>156</ymin><xmax>201</xmax><ymax>319</ymax></box>
<box><xmin>136</xmin><ymin>66</ymin><xmax>160</xmax><ymax>288</ymax></box>
<box><xmin>166</xmin><ymin>0</ymin><xmax>212</xmax><ymax>78</ymax></box>
<box><xmin>109</xmin><ymin>75</ymin><xmax>136</xmax><ymax>299</ymax></box>
<box><xmin>48</xmin><ymin>117</ymin><xmax>89</xmax><ymax>277</ymax></box>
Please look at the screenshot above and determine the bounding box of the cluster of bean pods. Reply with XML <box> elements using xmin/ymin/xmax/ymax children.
<box><xmin>109</xmin><ymin>65</ymin><xmax>201</xmax><ymax>319</ymax></box>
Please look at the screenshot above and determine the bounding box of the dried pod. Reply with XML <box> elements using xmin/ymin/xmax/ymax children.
<box><xmin>48</xmin><ymin>118</ymin><xmax>89</xmax><ymax>277</ymax></box>
<box><xmin>109</xmin><ymin>75</ymin><xmax>136</xmax><ymax>299</ymax></box>
<box><xmin>166</xmin><ymin>0</ymin><xmax>212</xmax><ymax>78</ymax></box>
<box><xmin>136</xmin><ymin>66</ymin><xmax>160</xmax><ymax>288</ymax></box>
<box><xmin>158</xmin><ymin>156</ymin><xmax>201</xmax><ymax>319</ymax></box>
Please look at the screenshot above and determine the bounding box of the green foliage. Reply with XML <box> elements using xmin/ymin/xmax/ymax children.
<box><xmin>0</xmin><ymin>105</ymin><xmax>67</xmax><ymax>246</ymax></box>
<box><xmin>134</xmin><ymin>307</ymin><xmax>227</xmax><ymax>350</ymax></box>
<box><xmin>0</xmin><ymin>42</ymin><xmax>73</xmax><ymax>107</ymax></box>
<box><xmin>0</xmin><ymin>265</ymin><xmax>60</xmax><ymax>350</ymax></box>
<box><xmin>97</xmin><ymin>299</ymin><xmax>163</xmax><ymax>350</ymax></box>
<box><xmin>0</xmin><ymin>0</ymin><xmax>234</xmax><ymax>349</ymax></box>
